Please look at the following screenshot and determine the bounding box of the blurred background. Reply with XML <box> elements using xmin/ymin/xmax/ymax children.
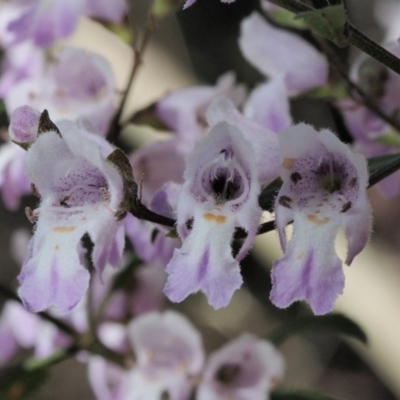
<box><xmin>1</xmin><ymin>0</ymin><xmax>400</xmax><ymax>398</ymax></box>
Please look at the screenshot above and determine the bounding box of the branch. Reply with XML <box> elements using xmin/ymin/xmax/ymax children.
<box><xmin>269</xmin><ymin>0</ymin><xmax>400</xmax><ymax>76</ymax></box>
<box><xmin>106</xmin><ymin>8</ymin><xmax>156</xmax><ymax>142</ymax></box>
<box><xmin>0</xmin><ymin>283</ymin><xmax>128</xmax><ymax>368</ymax></box>
<box><xmin>314</xmin><ymin>36</ymin><xmax>400</xmax><ymax>132</ymax></box>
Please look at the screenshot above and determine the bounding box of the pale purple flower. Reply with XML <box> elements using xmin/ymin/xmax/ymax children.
<box><xmin>157</xmin><ymin>72</ymin><xmax>246</xmax><ymax>143</ymax></box>
<box><xmin>270</xmin><ymin>123</ymin><xmax>372</xmax><ymax>315</ymax></box>
<box><xmin>124</xmin><ymin>182</ymin><xmax>181</xmax><ymax>266</ymax></box>
<box><xmin>0</xmin><ymin>142</ymin><xmax>31</xmax><ymax>210</ymax></box>
<box><xmin>130</xmin><ymin>138</ymin><xmax>187</xmax><ymax>203</ymax></box>
<box><xmin>239</xmin><ymin>12</ymin><xmax>328</xmax><ymax>94</ymax></box>
<box><xmin>243</xmin><ymin>76</ymin><xmax>292</xmax><ymax>133</ymax></box>
<box><xmin>5</xmin><ymin>47</ymin><xmax>116</xmax><ymax>136</ymax></box>
<box><xmin>7</xmin><ymin>0</ymin><xmax>83</xmax><ymax>47</ymax></box>
<box><xmin>135</xmin><ymin>73</ymin><xmax>245</xmax><ymax>201</ymax></box>
<box><xmin>0</xmin><ymin>3</ymin><xmax>44</xmax><ymax>96</ymax></box>
<box><xmin>338</xmin><ymin>41</ymin><xmax>400</xmax><ymax>197</ymax></box>
<box><xmin>88</xmin><ymin>355</ymin><xmax>128</xmax><ymax>400</ymax></box>
<box><xmin>164</xmin><ymin>121</ymin><xmax>262</xmax><ymax>308</ymax></box>
<box><xmin>198</xmin><ymin>334</ymin><xmax>284</xmax><ymax>400</ymax></box>
<box><xmin>125</xmin><ymin>215</ymin><xmax>178</xmax><ymax>265</ymax></box>
<box><xmin>206</xmin><ymin>96</ymin><xmax>280</xmax><ymax>185</ymax></box>
<box><xmin>0</xmin><ymin>42</ymin><xmax>44</xmax><ymax>98</ymax></box>
<box><xmin>6</xmin><ymin>0</ymin><xmax>127</xmax><ymax>47</ymax></box>
<box><xmin>0</xmin><ymin>301</ymin><xmax>72</xmax><ymax>366</ymax></box>
<box><xmin>183</xmin><ymin>0</ymin><xmax>235</xmax><ymax>10</ymax></box>
<box><xmin>18</xmin><ymin>111</ymin><xmax>125</xmax><ymax>313</ymax></box>
<box><xmin>8</xmin><ymin>105</ymin><xmax>41</xmax><ymax>145</ymax></box>
<box><xmin>0</xmin><ymin>3</ymin><xmax>21</xmax><ymax>47</ymax></box>
<box><xmin>114</xmin><ymin>311</ymin><xmax>204</xmax><ymax>400</ymax></box>
<box><xmin>0</xmin><ymin>302</ymin><xmax>39</xmax><ymax>365</ymax></box>
<box><xmin>0</xmin><ymin>106</ymin><xmax>43</xmax><ymax>211</ymax></box>
<box><xmin>131</xmin><ymin>264</ymin><xmax>167</xmax><ymax>316</ymax></box>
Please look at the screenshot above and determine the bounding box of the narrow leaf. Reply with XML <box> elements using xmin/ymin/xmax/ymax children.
<box><xmin>268</xmin><ymin>313</ymin><xmax>367</xmax><ymax>346</ymax></box>
<box><xmin>152</xmin><ymin>0</ymin><xmax>181</xmax><ymax>19</ymax></box>
<box><xmin>367</xmin><ymin>152</ymin><xmax>400</xmax><ymax>187</ymax></box>
<box><xmin>296</xmin><ymin>5</ymin><xmax>349</xmax><ymax>47</ymax></box>
<box><xmin>267</xmin><ymin>8</ymin><xmax>308</xmax><ymax>30</ymax></box>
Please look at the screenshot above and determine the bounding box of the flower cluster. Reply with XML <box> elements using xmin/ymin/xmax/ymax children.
<box><xmin>0</xmin><ymin>0</ymin><xmax>387</xmax><ymax>398</ymax></box>
<box><xmin>88</xmin><ymin>311</ymin><xmax>284</xmax><ymax>400</ymax></box>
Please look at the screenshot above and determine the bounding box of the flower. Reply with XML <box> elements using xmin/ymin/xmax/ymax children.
<box><xmin>5</xmin><ymin>47</ymin><xmax>116</xmax><ymax>136</ymax></box>
<box><xmin>270</xmin><ymin>123</ymin><xmax>372</xmax><ymax>315</ymax></box>
<box><xmin>100</xmin><ymin>311</ymin><xmax>204</xmax><ymax>400</ymax></box>
<box><xmin>239</xmin><ymin>12</ymin><xmax>328</xmax><ymax>95</ymax></box>
<box><xmin>156</xmin><ymin>72</ymin><xmax>246</xmax><ymax>143</ymax></box>
<box><xmin>164</xmin><ymin>121</ymin><xmax>262</xmax><ymax>309</ymax></box>
<box><xmin>243</xmin><ymin>76</ymin><xmax>292</xmax><ymax>133</ymax></box>
<box><xmin>198</xmin><ymin>334</ymin><xmax>284</xmax><ymax>400</ymax></box>
<box><xmin>6</xmin><ymin>0</ymin><xmax>127</xmax><ymax>47</ymax></box>
<box><xmin>17</xmin><ymin>109</ymin><xmax>126</xmax><ymax>313</ymax></box>
<box><xmin>338</xmin><ymin>42</ymin><xmax>400</xmax><ymax>197</ymax></box>
<box><xmin>0</xmin><ymin>142</ymin><xmax>31</xmax><ymax>210</ymax></box>
<box><xmin>206</xmin><ymin>96</ymin><xmax>280</xmax><ymax>185</ymax></box>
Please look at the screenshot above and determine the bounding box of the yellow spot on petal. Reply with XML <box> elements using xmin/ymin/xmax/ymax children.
<box><xmin>283</xmin><ymin>158</ymin><xmax>296</xmax><ymax>169</ymax></box>
<box><xmin>54</xmin><ymin>245</ymin><xmax>60</xmax><ymax>251</ymax></box>
<box><xmin>53</xmin><ymin>226</ymin><xmax>76</xmax><ymax>233</ymax></box>
<box><xmin>307</xmin><ymin>215</ymin><xmax>330</xmax><ymax>225</ymax></box>
<box><xmin>296</xmin><ymin>252</ymin><xmax>304</xmax><ymax>260</ymax></box>
<box><xmin>203</xmin><ymin>213</ymin><xmax>227</xmax><ymax>224</ymax></box>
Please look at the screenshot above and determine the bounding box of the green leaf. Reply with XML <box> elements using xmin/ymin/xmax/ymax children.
<box><xmin>296</xmin><ymin>4</ymin><xmax>349</xmax><ymax>47</ymax></box>
<box><xmin>271</xmin><ymin>387</ymin><xmax>339</xmax><ymax>400</ymax></box>
<box><xmin>367</xmin><ymin>152</ymin><xmax>400</xmax><ymax>187</ymax></box>
<box><xmin>268</xmin><ymin>313</ymin><xmax>367</xmax><ymax>346</ymax></box>
<box><xmin>108</xmin><ymin>24</ymin><xmax>132</xmax><ymax>44</ymax></box>
<box><xmin>305</xmin><ymin>82</ymin><xmax>348</xmax><ymax>100</ymax></box>
<box><xmin>0</xmin><ymin>365</ymin><xmax>48</xmax><ymax>399</ymax></box>
<box><xmin>374</xmin><ymin>133</ymin><xmax>400</xmax><ymax>147</ymax></box>
<box><xmin>267</xmin><ymin>8</ymin><xmax>308</xmax><ymax>30</ymax></box>
<box><xmin>152</xmin><ymin>0</ymin><xmax>181</xmax><ymax>19</ymax></box>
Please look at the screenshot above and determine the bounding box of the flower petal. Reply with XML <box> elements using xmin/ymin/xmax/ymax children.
<box><xmin>239</xmin><ymin>12</ymin><xmax>328</xmax><ymax>94</ymax></box>
<box><xmin>206</xmin><ymin>97</ymin><xmax>280</xmax><ymax>185</ymax></box>
<box><xmin>244</xmin><ymin>77</ymin><xmax>292</xmax><ymax>133</ymax></box>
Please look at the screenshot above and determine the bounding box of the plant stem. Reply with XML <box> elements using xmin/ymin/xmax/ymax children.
<box><xmin>24</xmin><ymin>346</ymin><xmax>79</xmax><ymax>371</ymax></box>
<box><xmin>106</xmin><ymin>4</ymin><xmax>156</xmax><ymax>142</ymax></box>
<box><xmin>348</xmin><ymin>24</ymin><xmax>400</xmax><ymax>76</ymax></box>
<box><xmin>0</xmin><ymin>284</ymin><xmax>127</xmax><ymax>368</ymax></box>
<box><xmin>269</xmin><ymin>0</ymin><xmax>400</xmax><ymax>76</ymax></box>
<box><xmin>314</xmin><ymin>36</ymin><xmax>400</xmax><ymax>132</ymax></box>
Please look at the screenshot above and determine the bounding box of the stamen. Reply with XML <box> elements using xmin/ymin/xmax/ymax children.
<box><xmin>99</xmin><ymin>187</ymin><xmax>111</xmax><ymax>203</ymax></box>
<box><xmin>228</xmin><ymin>165</ymin><xmax>249</xmax><ymax>207</ymax></box>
